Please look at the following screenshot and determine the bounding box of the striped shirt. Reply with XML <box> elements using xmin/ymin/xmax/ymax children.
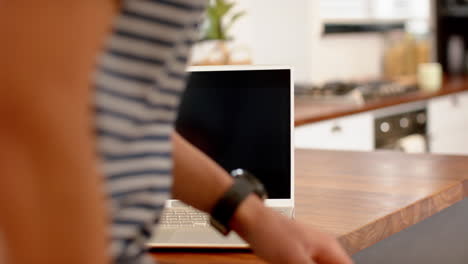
<box><xmin>94</xmin><ymin>1</ymin><xmax>207</xmax><ymax>263</ymax></box>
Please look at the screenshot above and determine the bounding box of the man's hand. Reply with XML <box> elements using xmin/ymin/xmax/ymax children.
<box><xmin>232</xmin><ymin>195</ymin><xmax>353</xmax><ymax>264</ymax></box>
<box><xmin>172</xmin><ymin>133</ymin><xmax>352</xmax><ymax>263</ymax></box>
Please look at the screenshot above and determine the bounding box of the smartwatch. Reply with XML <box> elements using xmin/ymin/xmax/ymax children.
<box><xmin>209</xmin><ymin>169</ymin><xmax>267</xmax><ymax>235</ymax></box>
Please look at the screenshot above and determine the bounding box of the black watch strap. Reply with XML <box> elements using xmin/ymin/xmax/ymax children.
<box><xmin>209</xmin><ymin>176</ymin><xmax>256</xmax><ymax>235</ymax></box>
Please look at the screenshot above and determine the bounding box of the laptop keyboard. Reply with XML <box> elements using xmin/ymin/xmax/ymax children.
<box><xmin>159</xmin><ymin>207</ymin><xmax>290</xmax><ymax>228</ymax></box>
<box><xmin>160</xmin><ymin>208</ymin><xmax>209</xmax><ymax>228</ymax></box>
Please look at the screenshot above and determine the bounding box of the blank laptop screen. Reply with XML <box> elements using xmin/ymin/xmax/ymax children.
<box><xmin>175</xmin><ymin>69</ymin><xmax>291</xmax><ymax>199</ymax></box>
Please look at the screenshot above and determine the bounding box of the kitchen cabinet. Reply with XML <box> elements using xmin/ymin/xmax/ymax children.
<box><xmin>428</xmin><ymin>91</ymin><xmax>468</xmax><ymax>155</ymax></box>
<box><xmin>320</xmin><ymin>0</ymin><xmax>430</xmax><ymax>21</ymax></box>
<box><xmin>295</xmin><ymin>113</ymin><xmax>374</xmax><ymax>151</ymax></box>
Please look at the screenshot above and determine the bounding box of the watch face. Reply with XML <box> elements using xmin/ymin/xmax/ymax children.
<box><xmin>231</xmin><ymin>169</ymin><xmax>268</xmax><ymax>200</ymax></box>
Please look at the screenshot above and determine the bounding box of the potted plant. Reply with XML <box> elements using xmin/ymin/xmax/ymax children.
<box><xmin>195</xmin><ymin>0</ymin><xmax>246</xmax><ymax>65</ymax></box>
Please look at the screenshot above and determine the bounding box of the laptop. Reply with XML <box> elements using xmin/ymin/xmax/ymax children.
<box><xmin>148</xmin><ymin>65</ymin><xmax>294</xmax><ymax>248</ymax></box>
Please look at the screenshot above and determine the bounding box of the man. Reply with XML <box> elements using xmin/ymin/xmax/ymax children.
<box><xmin>0</xmin><ymin>1</ymin><xmax>353</xmax><ymax>264</ymax></box>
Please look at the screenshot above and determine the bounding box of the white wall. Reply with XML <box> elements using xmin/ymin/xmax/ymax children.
<box><xmin>229</xmin><ymin>0</ymin><xmax>319</xmax><ymax>84</ymax></box>
<box><xmin>224</xmin><ymin>0</ymin><xmax>384</xmax><ymax>83</ymax></box>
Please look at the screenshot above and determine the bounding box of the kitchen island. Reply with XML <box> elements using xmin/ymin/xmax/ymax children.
<box><xmin>151</xmin><ymin>149</ymin><xmax>468</xmax><ymax>264</ymax></box>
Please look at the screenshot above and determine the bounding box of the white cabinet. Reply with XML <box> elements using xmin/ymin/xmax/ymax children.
<box><xmin>320</xmin><ymin>0</ymin><xmax>430</xmax><ymax>21</ymax></box>
<box><xmin>295</xmin><ymin>113</ymin><xmax>374</xmax><ymax>151</ymax></box>
<box><xmin>428</xmin><ymin>91</ymin><xmax>468</xmax><ymax>155</ymax></box>
<box><xmin>295</xmin><ymin>91</ymin><xmax>468</xmax><ymax>154</ymax></box>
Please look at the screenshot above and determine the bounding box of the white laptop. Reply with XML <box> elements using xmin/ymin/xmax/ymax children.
<box><xmin>148</xmin><ymin>65</ymin><xmax>294</xmax><ymax>248</ymax></box>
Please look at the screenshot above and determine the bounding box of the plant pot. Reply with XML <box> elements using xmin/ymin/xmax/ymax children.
<box><xmin>191</xmin><ymin>40</ymin><xmax>233</xmax><ymax>66</ymax></box>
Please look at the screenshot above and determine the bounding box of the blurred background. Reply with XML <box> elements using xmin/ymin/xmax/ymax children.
<box><xmin>191</xmin><ymin>0</ymin><xmax>435</xmax><ymax>83</ymax></box>
<box><xmin>190</xmin><ymin>0</ymin><xmax>468</xmax><ymax>156</ymax></box>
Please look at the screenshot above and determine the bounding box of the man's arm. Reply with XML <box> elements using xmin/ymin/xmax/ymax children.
<box><xmin>172</xmin><ymin>132</ymin><xmax>353</xmax><ymax>264</ymax></box>
<box><xmin>0</xmin><ymin>1</ymin><xmax>117</xmax><ymax>263</ymax></box>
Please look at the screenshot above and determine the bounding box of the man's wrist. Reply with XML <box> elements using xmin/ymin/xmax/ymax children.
<box><xmin>209</xmin><ymin>169</ymin><xmax>267</xmax><ymax>235</ymax></box>
<box><xmin>229</xmin><ymin>193</ymin><xmax>267</xmax><ymax>240</ymax></box>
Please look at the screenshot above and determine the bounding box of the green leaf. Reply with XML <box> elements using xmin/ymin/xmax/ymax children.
<box><xmin>200</xmin><ymin>0</ymin><xmax>245</xmax><ymax>41</ymax></box>
<box><xmin>201</xmin><ymin>7</ymin><xmax>221</xmax><ymax>40</ymax></box>
<box><xmin>216</xmin><ymin>0</ymin><xmax>233</xmax><ymax>17</ymax></box>
<box><xmin>225</xmin><ymin>11</ymin><xmax>246</xmax><ymax>32</ymax></box>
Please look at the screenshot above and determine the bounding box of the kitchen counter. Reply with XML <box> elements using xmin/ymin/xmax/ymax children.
<box><xmin>152</xmin><ymin>149</ymin><xmax>468</xmax><ymax>263</ymax></box>
<box><xmin>295</xmin><ymin>76</ymin><xmax>468</xmax><ymax>126</ymax></box>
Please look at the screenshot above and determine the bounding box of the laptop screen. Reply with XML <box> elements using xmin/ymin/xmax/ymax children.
<box><xmin>175</xmin><ymin>68</ymin><xmax>291</xmax><ymax>199</ymax></box>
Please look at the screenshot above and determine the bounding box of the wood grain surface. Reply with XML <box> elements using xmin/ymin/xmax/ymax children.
<box><xmin>295</xmin><ymin>76</ymin><xmax>468</xmax><ymax>126</ymax></box>
<box><xmin>151</xmin><ymin>251</ymin><xmax>265</xmax><ymax>264</ymax></box>
<box><xmin>152</xmin><ymin>149</ymin><xmax>468</xmax><ymax>263</ymax></box>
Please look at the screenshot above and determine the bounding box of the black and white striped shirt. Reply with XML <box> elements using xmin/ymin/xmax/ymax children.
<box><xmin>94</xmin><ymin>1</ymin><xmax>207</xmax><ymax>263</ymax></box>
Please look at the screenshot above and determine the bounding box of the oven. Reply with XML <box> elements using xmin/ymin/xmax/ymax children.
<box><xmin>374</xmin><ymin>103</ymin><xmax>428</xmax><ymax>153</ymax></box>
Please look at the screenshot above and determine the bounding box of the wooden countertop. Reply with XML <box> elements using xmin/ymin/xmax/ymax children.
<box><xmin>152</xmin><ymin>149</ymin><xmax>468</xmax><ymax>263</ymax></box>
<box><xmin>295</xmin><ymin>76</ymin><xmax>468</xmax><ymax>126</ymax></box>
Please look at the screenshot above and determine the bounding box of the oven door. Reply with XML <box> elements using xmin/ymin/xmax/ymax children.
<box><xmin>375</xmin><ymin>109</ymin><xmax>428</xmax><ymax>153</ymax></box>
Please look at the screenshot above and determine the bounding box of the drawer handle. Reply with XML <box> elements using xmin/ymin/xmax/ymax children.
<box><xmin>331</xmin><ymin>125</ymin><xmax>342</xmax><ymax>133</ymax></box>
<box><xmin>451</xmin><ymin>95</ymin><xmax>459</xmax><ymax>107</ymax></box>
